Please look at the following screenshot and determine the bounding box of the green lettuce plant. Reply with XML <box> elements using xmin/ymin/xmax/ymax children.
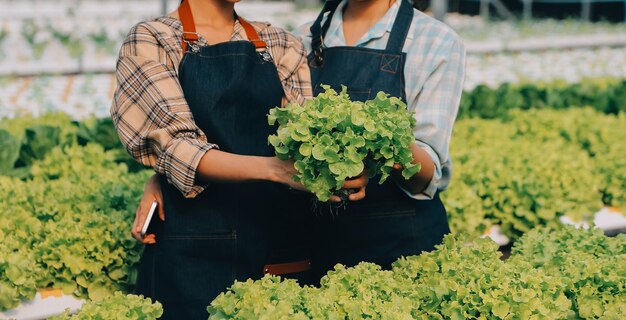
<box><xmin>0</xmin><ymin>144</ymin><xmax>149</xmax><ymax>310</ymax></box>
<box><xmin>511</xmin><ymin>226</ymin><xmax>626</xmax><ymax>319</ymax></box>
<box><xmin>49</xmin><ymin>292</ymin><xmax>162</xmax><ymax>320</ymax></box>
<box><xmin>443</xmin><ymin>108</ymin><xmax>623</xmax><ymax>240</ymax></box>
<box><xmin>268</xmin><ymin>86</ymin><xmax>419</xmax><ymax>201</ymax></box>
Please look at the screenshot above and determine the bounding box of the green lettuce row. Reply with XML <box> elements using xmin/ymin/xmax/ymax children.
<box><xmin>502</xmin><ymin>108</ymin><xmax>626</xmax><ymax>208</ymax></box>
<box><xmin>48</xmin><ymin>291</ymin><xmax>162</xmax><ymax>320</ymax></box>
<box><xmin>444</xmin><ymin>107</ymin><xmax>625</xmax><ymax>240</ymax></box>
<box><xmin>209</xmin><ymin>226</ymin><xmax>624</xmax><ymax>319</ymax></box>
<box><xmin>0</xmin><ymin>113</ymin><xmax>140</xmax><ymax>178</ymax></box>
<box><xmin>511</xmin><ymin>227</ymin><xmax>626</xmax><ymax>319</ymax></box>
<box><xmin>459</xmin><ymin>77</ymin><xmax>626</xmax><ymax>119</ymax></box>
<box><xmin>0</xmin><ymin>144</ymin><xmax>150</xmax><ymax>311</ymax></box>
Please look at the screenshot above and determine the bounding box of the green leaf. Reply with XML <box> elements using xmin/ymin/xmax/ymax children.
<box><xmin>299</xmin><ymin>143</ymin><xmax>312</xmax><ymax>157</ymax></box>
<box><xmin>402</xmin><ymin>163</ymin><xmax>421</xmax><ymax>180</ymax></box>
<box><xmin>0</xmin><ymin>129</ymin><xmax>20</xmax><ymax>174</ymax></box>
<box><xmin>380</xmin><ymin>146</ymin><xmax>394</xmax><ymax>159</ymax></box>
<box><xmin>88</xmin><ymin>279</ymin><xmax>111</xmax><ymax>301</ymax></box>
<box><xmin>268</xmin><ymin>135</ymin><xmax>281</xmax><ymax>147</ymax></box>
<box><xmin>19</xmin><ymin>125</ymin><xmax>61</xmax><ymax>166</ymax></box>
<box><xmin>492</xmin><ymin>301</ymin><xmax>510</xmax><ymax>318</ymax></box>
<box><xmin>312</xmin><ymin>144</ymin><xmax>326</xmax><ymax>161</ymax></box>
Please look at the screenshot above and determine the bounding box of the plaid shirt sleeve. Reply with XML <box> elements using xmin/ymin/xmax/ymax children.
<box><xmin>111</xmin><ymin>21</ymin><xmax>215</xmax><ymax>198</ymax></box>
<box><xmin>111</xmin><ymin>19</ymin><xmax>311</xmax><ymax>198</ymax></box>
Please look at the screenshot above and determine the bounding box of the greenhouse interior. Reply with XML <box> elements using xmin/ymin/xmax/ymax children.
<box><xmin>0</xmin><ymin>0</ymin><xmax>625</xmax><ymax>319</ymax></box>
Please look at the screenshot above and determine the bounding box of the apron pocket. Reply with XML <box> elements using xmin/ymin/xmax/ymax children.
<box><xmin>152</xmin><ymin>233</ymin><xmax>238</xmax><ymax>319</ymax></box>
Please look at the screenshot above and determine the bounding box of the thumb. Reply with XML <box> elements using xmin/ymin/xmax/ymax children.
<box><xmin>393</xmin><ymin>163</ymin><xmax>403</xmax><ymax>171</ymax></box>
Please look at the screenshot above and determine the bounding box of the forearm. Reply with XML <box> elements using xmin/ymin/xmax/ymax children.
<box><xmin>392</xmin><ymin>143</ymin><xmax>435</xmax><ymax>195</ymax></box>
<box><xmin>194</xmin><ymin>149</ymin><xmax>290</xmax><ymax>185</ymax></box>
<box><xmin>195</xmin><ymin>149</ymin><xmax>268</xmax><ymax>184</ymax></box>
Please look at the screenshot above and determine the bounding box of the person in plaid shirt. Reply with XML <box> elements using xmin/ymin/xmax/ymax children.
<box><xmin>110</xmin><ymin>0</ymin><xmax>328</xmax><ymax>318</ymax></box>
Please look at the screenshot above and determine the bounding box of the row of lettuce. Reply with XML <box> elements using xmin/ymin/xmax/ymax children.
<box><xmin>0</xmin><ymin>114</ymin><xmax>152</xmax><ymax>313</ymax></box>
<box><xmin>46</xmin><ymin>228</ymin><xmax>626</xmax><ymax>319</ymax></box>
<box><xmin>0</xmin><ymin>106</ymin><xmax>623</xmax><ymax>317</ymax></box>
<box><xmin>459</xmin><ymin>77</ymin><xmax>626</xmax><ymax>119</ymax></box>
<box><xmin>207</xmin><ymin>227</ymin><xmax>625</xmax><ymax>320</ymax></box>
<box><xmin>0</xmin><ymin>145</ymin><xmax>149</xmax><ymax>310</ymax></box>
<box><xmin>443</xmin><ymin>107</ymin><xmax>625</xmax><ymax>240</ymax></box>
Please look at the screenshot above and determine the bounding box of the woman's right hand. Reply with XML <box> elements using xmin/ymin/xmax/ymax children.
<box><xmin>264</xmin><ymin>157</ymin><xmax>308</xmax><ymax>192</ymax></box>
<box><xmin>131</xmin><ymin>174</ymin><xmax>166</xmax><ymax>244</ymax></box>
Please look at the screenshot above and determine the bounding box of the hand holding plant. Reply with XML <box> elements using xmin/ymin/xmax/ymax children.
<box><xmin>268</xmin><ymin>86</ymin><xmax>420</xmax><ymax>202</ymax></box>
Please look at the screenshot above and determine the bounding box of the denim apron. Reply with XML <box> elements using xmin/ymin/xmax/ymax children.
<box><xmin>134</xmin><ymin>2</ymin><xmax>311</xmax><ymax>319</ymax></box>
<box><xmin>307</xmin><ymin>0</ymin><xmax>450</xmax><ymax>280</ymax></box>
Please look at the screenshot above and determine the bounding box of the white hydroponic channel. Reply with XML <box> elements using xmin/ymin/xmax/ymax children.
<box><xmin>3</xmin><ymin>45</ymin><xmax>626</xmax><ymax>120</ymax></box>
<box><xmin>1</xmin><ymin>0</ymin><xmax>626</xmax><ymax>75</ymax></box>
<box><xmin>464</xmin><ymin>47</ymin><xmax>626</xmax><ymax>90</ymax></box>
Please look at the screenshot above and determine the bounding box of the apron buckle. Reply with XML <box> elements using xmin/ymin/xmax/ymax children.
<box><xmin>182</xmin><ymin>32</ymin><xmax>201</xmax><ymax>53</ymax></box>
<box><xmin>189</xmin><ymin>43</ymin><xmax>200</xmax><ymax>53</ymax></box>
<box><xmin>258</xmin><ymin>50</ymin><xmax>273</xmax><ymax>63</ymax></box>
<box><xmin>313</xmin><ymin>48</ymin><xmax>324</xmax><ymax>66</ymax></box>
<box><xmin>183</xmin><ymin>40</ymin><xmax>200</xmax><ymax>53</ymax></box>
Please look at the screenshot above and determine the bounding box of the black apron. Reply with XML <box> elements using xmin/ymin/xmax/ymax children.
<box><xmin>307</xmin><ymin>0</ymin><xmax>451</xmax><ymax>281</ymax></box>
<box><xmin>134</xmin><ymin>2</ymin><xmax>311</xmax><ymax>319</ymax></box>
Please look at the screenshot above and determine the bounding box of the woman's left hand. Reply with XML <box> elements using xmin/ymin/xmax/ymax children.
<box><xmin>131</xmin><ymin>174</ymin><xmax>166</xmax><ymax>244</ymax></box>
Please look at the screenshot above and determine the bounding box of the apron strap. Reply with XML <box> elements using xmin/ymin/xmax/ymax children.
<box><xmin>310</xmin><ymin>0</ymin><xmax>342</xmax><ymax>57</ymax></box>
<box><xmin>310</xmin><ymin>0</ymin><xmax>413</xmax><ymax>62</ymax></box>
<box><xmin>178</xmin><ymin>0</ymin><xmax>198</xmax><ymax>53</ymax></box>
<box><xmin>385</xmin><ymin>0</ymin><xmax>414</xmax><ymax>52</ymax></box>
<box><xmin>177</xmin><ymin>1</ymin><xmax>267</xmax><ymax>52</ymax></box>
<box><xmin>236</xmin><ymin>15</ymin><xmax>268</xmax><ymax>50</ymax></box>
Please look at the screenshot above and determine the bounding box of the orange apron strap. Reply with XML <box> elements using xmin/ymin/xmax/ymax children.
<box><xmin>177</xmin><ymin>2</ymin><xmax>267</xmax><ymax>52</ymax></box>
<box><xmin>178</xmin><ymin>0</ymin><xmax>199</xmax><ymax>52</ymax></box>
<box><xmin>236</xmin><ymin>15</ymin><xmax>267</xmax><ymax>50</ymax></box>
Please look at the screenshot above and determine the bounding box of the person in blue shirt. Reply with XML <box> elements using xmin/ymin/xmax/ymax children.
<box><xmin>296</xmin><ymin>0</ymin><xmax>466</xmax><ymax>281</ymax></box>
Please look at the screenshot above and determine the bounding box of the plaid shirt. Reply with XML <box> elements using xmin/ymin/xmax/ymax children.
<box><xmin>111</xmin><ymin>16</ymin><xmax>312</xmax><ymax>198</ymax></box>
<box><xmin>296</xmin><ymin>0</ymin><xmax>466</xmax><ymax>199</ymax></box>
